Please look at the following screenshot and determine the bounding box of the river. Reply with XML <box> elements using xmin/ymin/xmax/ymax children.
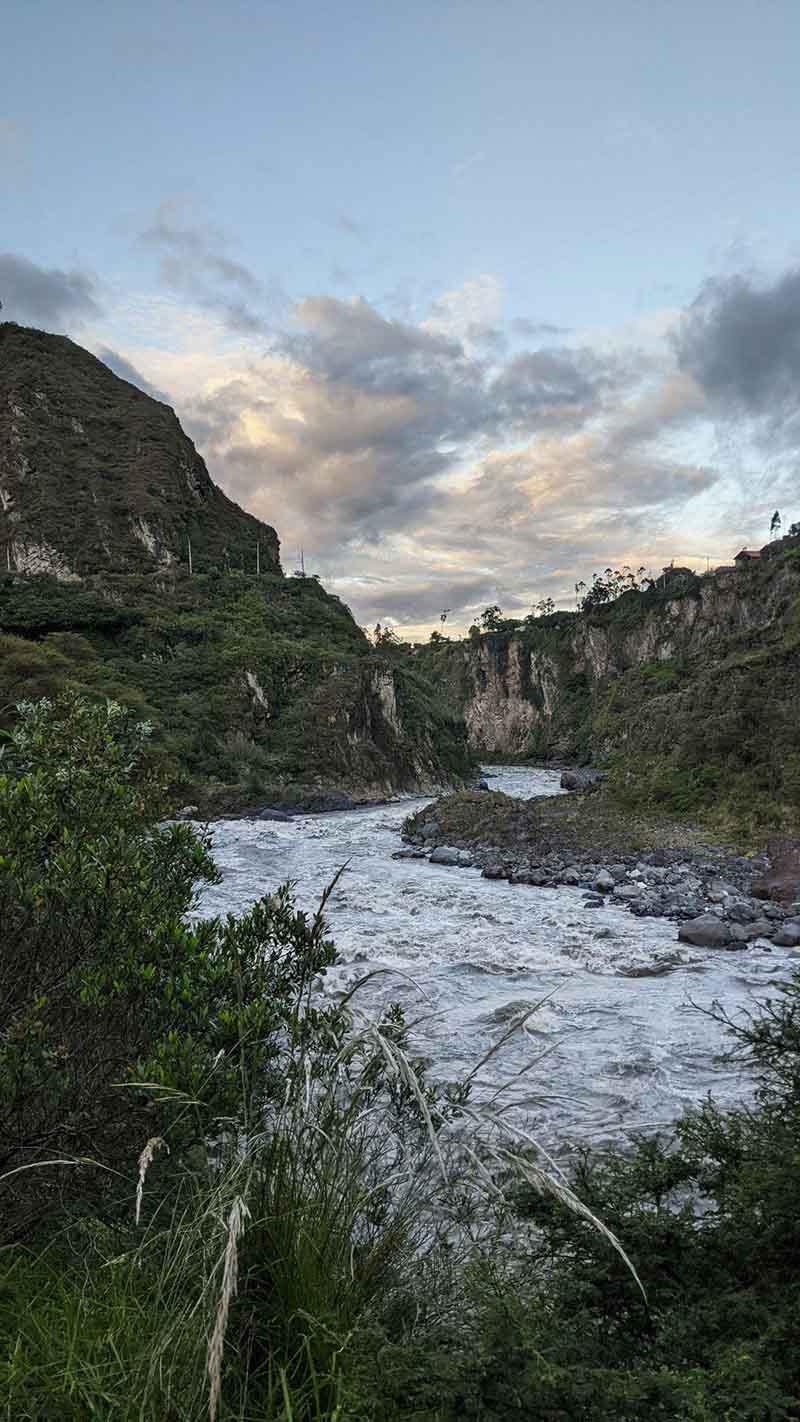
<box><xmin>197</xmin><ymin>765</ymin><xmax>792</xmax><ymax>1155</ymax></box>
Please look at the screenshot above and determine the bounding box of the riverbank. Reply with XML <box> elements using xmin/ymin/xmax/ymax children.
<box><xmin>401</xmin><ymin>786</ymin><xmax>800</xmax><ymax>950</ymax></box>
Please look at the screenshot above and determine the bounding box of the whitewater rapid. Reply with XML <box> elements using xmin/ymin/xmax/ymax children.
<box><xmin>197</xmin><ymin>766</ymin><xmax>793</xmax><ymax>1153</ymax></box>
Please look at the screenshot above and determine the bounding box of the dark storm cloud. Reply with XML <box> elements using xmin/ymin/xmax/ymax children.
<box><xmin>142</xmin><ymin>200</ymin><xmax>278</xmax><ymax>334</ymax></box>
<box><xmin>675</xmin><ymin>268</ymin><xmax>800</xmax><ymax>441</ymax></box>
<box><xmin>96</xmin><ymin>346</ymin><xmax>169</xmax><ymax>402</ymax></box>
<box><xmin>489</xmin><ymin>347</ymin><xmax>631</xmax><ymax>430</ymax></box>
<box><xmin>0</xmin><ymin>252</ymin><xmax>101</xmax><ymax>325</ymax></box>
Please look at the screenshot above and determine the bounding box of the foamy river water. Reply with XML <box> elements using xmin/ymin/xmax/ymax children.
<box><xmin>197</xmin><ymin>766</ymin><xmax>793</xmax><ymax>1154</ymax></box>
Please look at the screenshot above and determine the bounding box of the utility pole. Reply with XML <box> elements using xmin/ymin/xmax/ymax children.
<box><xmin>187</xmin><ymin>538</ymin><xmax>193</xmax><ymax>576</ymax></box>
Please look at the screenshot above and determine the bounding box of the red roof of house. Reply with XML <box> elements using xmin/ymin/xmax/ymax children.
<box><xmin>734</xmin><ymin>549</ymin><xmax>761</xmax><ymax>560</ymax></box>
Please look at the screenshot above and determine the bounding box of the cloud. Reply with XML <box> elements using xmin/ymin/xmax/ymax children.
<box><xmin>84</xmin><ymin>270</ymin><xmax>737</xmax><ymax>637</ymax></box>
<box><xmin>0</xmin><ymin>252</ymin><xmax>101</xmax><ymax>325</ymax></box>
<box><xmin>675</xmin><ymin>267</ymin><xmax>800</xmax><ymax>444</ymax></box>
<box><xmin>142</xmin><ymin>198</ymin><xmax>279</xmax><ymax>334</ymax></box>
<box><xmin>511</xmin><ymin>317</ymin><xmax>571</xmax><ymax>338</ymax></box>
<box><xmin>95</xmin><ymin>346</ymin><xmax>170</xmax><ymax>402</ymax></box>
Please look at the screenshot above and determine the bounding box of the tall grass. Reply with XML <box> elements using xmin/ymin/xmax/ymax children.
<box><xmin>0</xmin><ymin>969</ymin><xmax>640</xmax><ymax>1421</ymax></box>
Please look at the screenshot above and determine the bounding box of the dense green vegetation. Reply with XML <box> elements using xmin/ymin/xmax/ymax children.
<box><xmin>0</xmin><ymin>570</ymin><xmax>472</xmax><ymax>805</ymax></box>
<box><xmin>2</xmin><ymin>692</ymin><xmax>800</xmax><ymax>1418</ymax></box>
<box><xmin>415</xmin><ymin>539</ymin><xmax>800</xmax><ymax>835</ymax></box>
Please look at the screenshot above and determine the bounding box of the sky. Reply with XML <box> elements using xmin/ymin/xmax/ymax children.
<box><xmin>3</xmin><ymin>0</ymin><xmax>800</xmax><ymax>636</ymax></box>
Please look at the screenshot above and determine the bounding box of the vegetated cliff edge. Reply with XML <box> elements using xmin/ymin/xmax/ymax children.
<box><xmin>0</xmin><ymin>325</ymin><xmax>471</xmax><ymax>803</ymax></box>
<box><xmin>416</xmin><ymin>545</ymin><xmax>800</xmax><ymax>832</ymax></box>
<box><xmin>0</xmin><ymin>322</ymin><xmax>281</xmax><ymax>578</ymax></box>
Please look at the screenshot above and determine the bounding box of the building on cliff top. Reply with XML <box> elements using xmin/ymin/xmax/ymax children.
<box><xmin>734</xmin><ymin>549</ymin><xmax>762</xmax><ymax>564</ymax></box>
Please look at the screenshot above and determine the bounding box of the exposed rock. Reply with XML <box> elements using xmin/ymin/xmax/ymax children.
<box><xmin>595</xmin><ymin>868</ymin><xmax>615</xmax><ymax>893</ymax></box>
<box><xmin>255</xmin><ymin>806</ymin><xmax>294</xmax><ymax>821</ymax></box>
<box><xmin>429</xmin><ymin>846</ymin><xmax>462</xmax><ymax>866</ymax></box>
<box><xmin>771</xmin><ymin>921</ymin><xmax>800</xmax><ymax>948</ymax></box>
<box><xmin>678</xmin><ymin>914</ymin><xmax>734</xmax><ymax>947</ymax></box>
<box><xmin>177</xmin><ymin>804</ymin><xmax>199</xmax><ymax>819</ymax></box>
<box><xmin>614</xmin><ymin>885</ymin><xmax>643</xmax><ymax>902</ymax></box>
<box><xmin>560</xmin><ymin>768</ymin><xmax>606</xmax><ymax>791</ymax></box>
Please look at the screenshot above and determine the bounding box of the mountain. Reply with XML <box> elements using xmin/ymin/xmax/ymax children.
<box><xmin>0</xmin><ymin>322</ymin><xmax>280</xmax><ymax>577</ymax></box>
<box><xmin>416</xmin><ymin>539</ymin><xmax>800</xmax><ymax>834</ymax></box>
<box><xmin>0</xmin><ymin>324</ymin><xmax>472</xmax><ymax>804</ymax></box>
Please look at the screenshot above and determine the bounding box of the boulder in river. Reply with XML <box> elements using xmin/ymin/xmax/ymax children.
<box><xmin>560</xmin><ymin>768</ymin><xmax>606</xmax><ymax>792</ymax></box>
<box><xmin>256</xmin><ymin>806</ymin><xmax>294</xmax><ymax>821</ymax></box>
<box><xmin>595</xmin><ymin>868</ymin><xmax>615</xmax><ymax>893</ymax></box>
<box><xmin>771</xmin><ymin>920</ymin><xmax>800</xmax><ymax>948</ymax></box>
<box><xmin>678</xmin><ymin>914</ymin><xmax>735</xmax><ymax>947</ymax></box>
<box><xmin>430</xmin><ymin>846</ymin><xmax>462</xmax><ymax>866</ymax></box>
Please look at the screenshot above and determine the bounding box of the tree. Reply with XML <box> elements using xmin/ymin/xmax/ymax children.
<box><xmin>479</xmin><ymin>605</ymin><xmax>503</xmax><ymax>632</ymax></box>
<box><xmin>577</xmin><ymin>566</ymin><xmax>646</xmax><ymax>612</ymax></box>
<box><xmin>0</xmin><ymin>692</ymin><xmax>338</xmax><ymax>1239</ymax></box>
<box><xmin>531</xmin><ymin>596</ymin><xmax>555</xmax><ymax>618</ymax></box>
<box><xmin>770</xmin><ymin>509</ymin><xmax>782</xmax><ymax>538</ymax></box>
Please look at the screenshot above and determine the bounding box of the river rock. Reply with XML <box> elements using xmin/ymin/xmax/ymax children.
<box><xmin>560</xmin><ymin>768</ymin><xmax>606</xmax><ymax>791</ymax></box>
<box><xmin>420</xmin><ymin>821</ymin><xmax>440</xmax><ymax>842</ymax></box>
<box><xmin>430</xmin><ymin>846</ymin><xmax>462</xmax><ymax>866</ymax></box>
<box><xmin>725</xmin><ymin>899</ymin><xmax>760</xmax><ymax>923</ymax></box>
<box><xmin>678</xmin><ymin>914</ymin><xmax>734</xmax><ymax>947</ymax></box>
<box><xmin>457</xmin><ymin>850</ymin><xmax>475</xmax><ymax>868</ymax></box>
<box><xmin>392</xmin><ymin>847</ymin><xmax>427</xmax><ymax>860</ymax></box>
<box><xmin>745</xmin><ymin>919</ymin><xmax>773</xmax><ymax>940</ymax></box>
<box><xmin>482</xmin><ymin>864</ymin><xmax>505</xmax><ymax>880</ymax></box>
<box><xmin>614</xmin><ymin>884</ymin><xmax>643</xmax><ymax>902</ymax></box>
<box><xmin>595</xmin><ymin>869</ymin><xmax>615</xmax><ymax>893</ymax></box>
<box><xmin>177</xmin><ymin>804</ymin><xmax>199</xmax><ymax>819</ymax></box>
<box><xmin>256</xmin><ymin>806</ymin><xmax>294</xmax><ymax>821</ymax></box>
<box><xmin>771</xmin><ymin>920</ymin><xmax>800</xmax><ymax>948</ymax></box>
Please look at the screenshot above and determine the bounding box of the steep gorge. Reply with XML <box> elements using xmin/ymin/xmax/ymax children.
<box><xmin>418</xmin><ymin>544</ymin><xmax>800</xmax><ymax>829</ymax></box>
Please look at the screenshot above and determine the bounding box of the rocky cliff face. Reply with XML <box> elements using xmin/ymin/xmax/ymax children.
<box><xmin>0</xmin><ymin>323</ymin><xmax>280</xmax><ymax>577</ymax></box>
<box><xmin>420</xmin><ymin>544</ymin><xmax>800</xmax><ymax>828</ymax></box>
<box><xmin>429</xmin><ymin>548</ymin><xmax>800</xmax><ymax>760</ymax></box>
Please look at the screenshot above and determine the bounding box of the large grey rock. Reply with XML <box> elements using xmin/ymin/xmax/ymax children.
<box><xmin>678</xmin><ymin>914</ymin><xmax>734</xmax><ymax>947</ymax></box>
<box><xmin>256</xmin><ymin>806</ymin><xmax>294</xmax><ymax>821</ymax></box>
<box><xmin>560</xmin><ymin>768</ymin><xmax>606</xmax><ymax>792</ymax></box>
<box><xmin>482</xmin><ymin>864</ymin><xmax>505</xmax><ymax>880</ymax></box>
<box><xmin>457</xmin><ymin>850</ymin><xmax>475</xmax><ymax>868</ymax></box>
<box><xmin>745</xmin><ymin>919</ymin><xmax>774</xmax><ymax>940</ymax></box>
<box><xmin>562</xmin><ymin>867</ymin><xmax>582</xmax><ymax>885</ymax></box>
<box><xmin>420</xmin><ymin>821</ymin><xmax>440</xmax><ymax>841</ymax></box>
<box><xmin>429</xmin><ymin>846</ymin><xmax>461</xmax><ymax>866</ymax></box>
<box><xmin>615</xmin><ymin>884</ymin><xmax>643</xmax><ymax>902</ymax></box>
<box><xmin>726</xmin><ymin>900</ymin><xmax>760</xmax><ymax>924</ymax></box>
<box><xmin>772</xmin><ymin>920</ymin><xmax>800</xmax><ymax>948</ymax></box>
<box><xmin>595</xmin><ymin>869</ymin><xmax>615</xmax><ymax>893</ymax></box>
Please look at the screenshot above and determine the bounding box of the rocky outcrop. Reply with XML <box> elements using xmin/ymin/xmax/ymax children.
<box><xmin>0</xmin><ymin>323</ymin><xmax>281</xmax><ymax>576</ymax></box>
